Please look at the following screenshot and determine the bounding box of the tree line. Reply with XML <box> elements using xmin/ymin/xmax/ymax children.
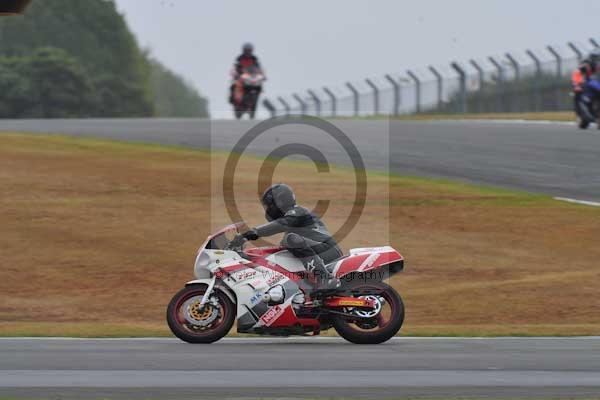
<box><xmin>0</xmin><ymin>0</ymin><xmax>209</xmax><ymax>118</ymax></box>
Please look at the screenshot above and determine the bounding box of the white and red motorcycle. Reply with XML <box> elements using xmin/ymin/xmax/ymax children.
<box><xmin>231</xmin><ymin>66</ymin><xmax>265</xmax><ymax>120</ymax></box>
<box><xmin>167</xmin><ymin>223</ymin><xmax>405</xmax><ymax>344</ymax></box>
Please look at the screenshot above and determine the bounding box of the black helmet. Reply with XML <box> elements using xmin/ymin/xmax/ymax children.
<box><xmin>242</xmin><ymin>42</ymin><xmax>254</xmax><ymax>54</ymax></box>
<box><xmin>261</xmin><ymin>183</ymin><xmax>296</xmax><ymax>221</ymax></box>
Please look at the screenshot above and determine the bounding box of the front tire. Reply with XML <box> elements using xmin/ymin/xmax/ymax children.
<box><xmin>167</xmin><ymin>284</ymin><xmax>235</xmax><ymax>343</ymax></box>
<box><xmin>332</xmin><ymin>281</ymin><xmax>404</xmax><ymax>344</ymax></box>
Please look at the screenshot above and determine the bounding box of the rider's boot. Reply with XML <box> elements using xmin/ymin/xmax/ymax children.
<box><xmin>304</xmin><ymin>255</ymin><xmax>340</xmax><ymax>293</ymax></box>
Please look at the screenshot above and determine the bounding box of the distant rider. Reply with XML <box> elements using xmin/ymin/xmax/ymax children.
<box><xmin>229</xmin><ymin>43</ymin><xmax>263</xmax><ymax>104</ymax></box>
<box><xmin>572</xmin><ymin>49</ymin><xmax>600</xmax><ymax>117</ymax></box>
<box><xmin>242</xmin><ymin>184</ymin><xmax>342</xmax><ymax>292</ymax></box>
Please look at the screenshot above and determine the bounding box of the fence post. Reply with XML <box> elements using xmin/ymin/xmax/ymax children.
<box><xmin>470</xmin><ymin>60</ymin><xmax>484</xmax><ymax>90</ymax></box>
<box><xmin>505</xmin><ymin>52</ymin><xmax>520</xmax><ymax>112</ymax></box>
<box><xmin>346</xmin><ymin>82</ymin><xmax>360</xmax><ymax>117</ymax></box>
<box><xmin>505</xmin><ymin>52</ymin><xmax>520</xmax><ymax>81</ymax></box>
<box><xmin>428</xmin><ymin>66</ymin><xmax>443</xmax><ymax>111</ymax></box>
<box><xmin>469</xmin><ymin>60</ymin><xmax>485</xmax><ymax>113</ymax></box>
<box><xmin>546</xmin><ymin>45</ymin><xmax>562</xmax><ymax>78</ymax></box>
<box><xmin>526</xmin><ymin>49</ymin><xmax>542</xmax><ymax>112</ymax></box>
<box><xmin>385</xmin><ymin>74</ymin><xmax>400</xmax><ymax>116</ymax></box>
<box><xmin>406</xmin><ymin>70</ymin><xmax>421</xmax><ymax>114</ymax></box>
<box><xmin>365</xmin><ymin>79</ymin><xmax>379</xmax><ymax>116</ymax></box>
<box><xmin>293</xmin><ymin>93</ymin><xmax>307</xmax><ymax>115</ymax></box>
<box><xmin>547</xmin><ymin>46</ymin><xmax>563</xmax><ymax>110</ymax></box>
<box><xmin>488</xmin><ymin>56</ymin><xmax>505</xmax><ymax>113</ymax></box>
<box><xmin>451</xmin><ymin>62</ymin><xmax>467</xmax><ymax>114</ymax></box>
<box><xmin>590</xmin><ymin>38</ymin><xmax>600</xmax><ymax>48</ymax></box>
<box><xmin>262</xmin><ymin>98</ymin><xmax>277</xmax><ymax>117</ymax></box>
<box><xmin>278</xmin><ymin>96</ymin><xmax>291</xmax><ymax>116</ymax></box>
<box><xmin>307</xmin><ymin>89</ymin><xmax>321</xmax><ymax>117</ymax></box>
<box><xmin>568</xmin><ymin>42</ymin><xmax>583</xmax><ymax>61</ymax></box>
<box><xmin>323</xmin><ymin>86</ymin><xmax>336</xmax><ymax>118</ymax></box>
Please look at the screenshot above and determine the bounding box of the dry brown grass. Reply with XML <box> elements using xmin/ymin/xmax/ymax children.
<box><xmin>0</xmin><ymin>133</ymin><xmax>599</xmax><ymax>337</ymax></box>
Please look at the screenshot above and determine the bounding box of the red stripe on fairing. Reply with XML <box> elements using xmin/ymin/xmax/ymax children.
<box><xmin>220</xmin><ymin>264</ymin><xmax>247</xmax><ymax>273</ymax></box>
<box><xmin>250</xmin><ymin>258</ymin><xmax>303</xmax><ymax>282</ymax></box>
<box><xmin>267</xmin><ymin>305</ymin><xmax>298</xmax><ymax>327</ymax></box>
<box><xmin>260</xmin><ymin>304</ymin><xmax>321</xmax><ymax>333</ymax></box>
<box><xmin>335</xmin><ymin>251</ymin><xmax>403</xmax><ymax>277</ymax></box>
<box><xmin>245</xmin><ymin>246</ymin><xmax>284</xmax><ymax>258</ymax></box>
<box><xmin>216</xmin><ymin>264</ymin><xmax>248</xmax><ymax>278</ymax></box>
<box><xmin>368</xmin><ymin>251</ymin><xmax>402</xmax><ymax>266</ymax></box>
<box><xmin>334</xmin><ymin>254</ymin><xmax>370</xmax><ymax>277</ymax></box>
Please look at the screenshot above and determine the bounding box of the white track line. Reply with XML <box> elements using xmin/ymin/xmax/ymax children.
<box><xmin>555</xmin><ymin>197</ymin><xmax>600</xmax><ymax>207</ymax></box>
<box><xmin>417</xmin><ymin>119</ymin><xmax>576</xmax><ymax>126</ymax></box>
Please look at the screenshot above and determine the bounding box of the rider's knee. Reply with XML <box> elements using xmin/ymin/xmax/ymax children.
<box><xmin>282</xmin><ymin>233</ymin><xmax>306</xmax><ymax>249</ymax></box>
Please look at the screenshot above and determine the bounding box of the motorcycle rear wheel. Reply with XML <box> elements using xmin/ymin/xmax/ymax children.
<box><xmin>332</xmin><ymin>281</ymin><xmax>404</xmax><ymax>344</ymax></box>
<box><xmin>167</xmin><ymin>284</ymin><xmax>235</xmax><ymax>343</ymax></box>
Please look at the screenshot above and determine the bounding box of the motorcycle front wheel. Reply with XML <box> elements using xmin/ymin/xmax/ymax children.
<box><xmin>167</xmin><ymin>284</ymin><xmax>235</xmax><ymax>343</ymax></box>
<box><xmin>332</xmin><ymin>281</ymin><xmax>404</xmax><ymax>344</ymax></box>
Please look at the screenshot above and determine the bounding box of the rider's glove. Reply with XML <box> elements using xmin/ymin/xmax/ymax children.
<box><xmin>242</xmin><ymin>229</ymin><xmax>259</xmax><ymax>241</ymax></box>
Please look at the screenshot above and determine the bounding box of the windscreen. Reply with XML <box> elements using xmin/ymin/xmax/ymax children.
<box><xmin>205</xmin><ymin>226</ymin><xmax>239</xmax><ymax>250</ymax></box>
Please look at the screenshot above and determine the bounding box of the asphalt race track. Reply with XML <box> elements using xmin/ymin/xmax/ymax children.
<box><xmin>1</xmin><ymin>118</ymin><xmax>599</xmax><ymax>202</ymax></box>
<box><xmin>1</xmin><ymin>337</ymin><xmax>599</xmax><ymax>398</ymax></box>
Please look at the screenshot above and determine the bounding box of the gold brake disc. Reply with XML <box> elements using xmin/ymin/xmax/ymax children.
<box><xmin>183</xmin><ymin>296</ymin><xmax>219</xmax><ymax>326</ymax></box>
<box><xmin>189</xmin><ymin>300</ymin><xmax>212</xmax><ymax>321</ymax></box>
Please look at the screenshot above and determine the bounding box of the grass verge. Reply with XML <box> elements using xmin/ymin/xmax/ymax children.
<box><xmin>0</xmin><ymin>133</ymin><xmax>599</xmax><ymax>337</ymax></box>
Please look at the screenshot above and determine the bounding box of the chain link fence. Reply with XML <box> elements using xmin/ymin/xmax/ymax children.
<box><xmin>263</xmin><ymin>40</ymin><xmax>597</xmax><ymax>117</ymax></box>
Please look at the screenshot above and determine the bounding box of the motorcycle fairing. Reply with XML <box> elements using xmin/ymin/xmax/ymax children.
<box><xmin>330</xmin><ymin>246</ymin><xmax>404</xmax><ymax>279</ymax></box>
<box><xmin>189</xmin><ymin>244</ymin><xmax>296</xmax><ymax>332</ymax></box>
<box><xmin>230</xmin><ymin>265</ymin><xmax>307</xmax><ymax>333</ymax></box>
<box><xmin>233</xmin><ymin>246</ymin><xmax>402</xmax><ymax>333</ymax></box>
<box><xmin>191</xmin><ymin>227</ymin><xmax>402</xmax><ymax>334</ymax></box>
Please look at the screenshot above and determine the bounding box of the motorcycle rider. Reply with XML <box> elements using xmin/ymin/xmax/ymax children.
<box><xmin>235</xmin><ymin>43</ymin><xmax>261</xmax><ymax>75</ymax></box>
<box><xmin>229</xmin><ymin>43</ymin><xmax>263</xmax><ymax>104</ymax></box>
<box><xmin>572</xmin><ymin>49</ymin><xmax>600</xmax><ymax>118</ymax></box>
<box><xmin>242</xmin><ymin>183</ymin><xmax>342</xmax><ymax>291</ymax></box>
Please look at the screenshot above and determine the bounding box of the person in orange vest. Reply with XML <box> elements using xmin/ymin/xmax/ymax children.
<box><xmin>573</xmin><ymin>49</ymin><xmax>600</xmax><ymax>118</ymax></box>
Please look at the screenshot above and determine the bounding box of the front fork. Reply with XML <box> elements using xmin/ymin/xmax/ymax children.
<box><xmin>185</xmin><ymin>277</ymin><xmax>216</xmax><ymax>307</ymax></box>
<box><xmin>185</xmin><ymin>277</ymin><xmax>237</xmax><ymax>306</ymax></box>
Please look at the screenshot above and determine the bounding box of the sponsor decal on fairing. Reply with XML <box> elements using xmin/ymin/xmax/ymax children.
<box><xmin>259</xmin><ymin>305</ymin><xmax>284</xmax><ymax>326</ymax></box>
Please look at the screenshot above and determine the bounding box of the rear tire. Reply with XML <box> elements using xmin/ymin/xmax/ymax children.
<box><xmin>332</xmin><ymin>281</ymin><xmax>404</xmax><ymax>344</ymax></box>
<box><xmin>167</xmin><ymin>285</ymin><xmax>235</xmax><ymax>344</ymax></box>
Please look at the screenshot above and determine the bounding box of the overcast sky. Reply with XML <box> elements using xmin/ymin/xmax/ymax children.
<box><xmin>115</xmin><ymin>0</ymin><xmax>600</xmax><ymax>116</ymax></box>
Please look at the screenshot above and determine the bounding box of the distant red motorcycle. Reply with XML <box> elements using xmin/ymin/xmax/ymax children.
<box><xmin>167</xmin><ymin>223</ymin><xmax>405</xmax><ymax>344</ymax></box>
<box><xmin>231</xmin><ymin>66</ymin><xmax>265</xmax><ymax>120</ymax></box>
